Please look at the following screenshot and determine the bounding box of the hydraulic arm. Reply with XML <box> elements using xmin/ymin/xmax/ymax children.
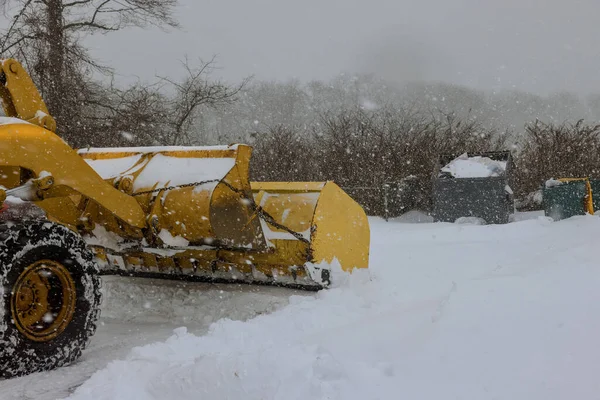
<box><xmin>0</xmin><ymin>58</ymin><xmax>56</xmax><ymax>132</ymax></box>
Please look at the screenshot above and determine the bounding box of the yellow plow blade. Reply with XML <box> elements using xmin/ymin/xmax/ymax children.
<box><xmin>89</xmin><ymin>179</ymin><xmax>370</xmax><ymax>290</ymax></box>
<box><xmin>251</xmin><ymin>181</ymin><xmax>370</xmax><ymax>274</ymax></box>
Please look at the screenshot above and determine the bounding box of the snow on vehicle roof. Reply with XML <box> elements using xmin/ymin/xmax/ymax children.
<box><xmin>78</xmin><ymin>144</ymin><xmax>238</xmax><ymax>154</ymax></box>
<box><xmin>441</xmin><ymin>153</ymin><xmax>507</xmax><ymax>178</ymax></box>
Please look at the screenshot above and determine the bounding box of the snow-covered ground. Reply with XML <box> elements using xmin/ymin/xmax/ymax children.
<box><xmin>6</xmin><ymin>211</ymin><xmax>600</xmax><ymax>399</ymax></box>
<box><xmin>2</xmin><ymin>278</ymin><xmax>300</xmax><ymax>400</ymax></box>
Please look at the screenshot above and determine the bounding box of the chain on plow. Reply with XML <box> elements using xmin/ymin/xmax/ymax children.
<box><xmin>131</xmin><ymin>179</ymin><xmax>221</xmax><ymax>196</ymax></box>
<box><xmin>131</xmin><ymin>179</ymin><xmax>310</xmax><ymax>244</ymax></box>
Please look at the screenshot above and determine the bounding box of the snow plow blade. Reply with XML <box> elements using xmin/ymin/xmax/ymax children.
<box><xmin>73</xmin><ymin>146</ymin><xmax>369</xmax><ymax>290</ymax></box>
<box><xmin>250</xmin><ymin>181</ymin><xmax>370</xmax><ymax>277</ymax></box>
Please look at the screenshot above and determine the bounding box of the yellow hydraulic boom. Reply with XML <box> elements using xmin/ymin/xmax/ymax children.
<box><xmin>0</xmin><ymin>59</ymin><xmax>57</xmax><ymax>131</ymax></box>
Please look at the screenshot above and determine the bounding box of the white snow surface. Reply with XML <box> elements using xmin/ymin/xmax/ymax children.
<box><xmin>133</xmin><ymin>154</ymin><xmax>234</xmax><ymax>191</ymax></box>
<box><xmin>3</xmin><ymin>277</ymin><xmax>299</xmax><ymax>400</ymax></box>
<box><xmin>84</xmin><ymin>225</ymin><xmax>124</xmax><ymax>251</ymax></box>
<box><xmin>0</xmin><ymin>117</ymin><xmax>32</xmax><ymax>126</ymax></box>
<box><xmin>63</xmin><ymin>213</ymin><xmax>600</xmax><ymax>400</ymax></box>
<box><xmin>83</xmin><ymin>155</ymin><xmax>142</xmax><ymax>179</ymax></box>
<box><xmin>157</xmin><ymin>228</ymin><xmax>189</xmax><ymax>247</ymax></box>
<box><xmin>81</xmin><ymin>152</ymin><xmax>235</xmax><ymax>190</ymax></box>
<box><xmin>442</xmin><ymin>152</ymin><xmax>507</xmax><ymax>178</ymax></box>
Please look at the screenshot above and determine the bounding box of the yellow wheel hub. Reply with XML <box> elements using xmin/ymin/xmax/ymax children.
<box><xmin>10</xmin><ymin>260</ymin><xmax>76</xmax><ymax>342</ymax></box>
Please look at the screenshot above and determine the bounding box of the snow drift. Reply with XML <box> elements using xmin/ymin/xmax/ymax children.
<box><xmin>67</xmin><ymin>215</ymin><xmax>600</xmax><ymax>400</ymax></box>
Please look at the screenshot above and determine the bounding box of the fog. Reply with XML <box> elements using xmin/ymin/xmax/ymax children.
<box><xmin>80</xmin><ymin>0</ymin><xmax>600</xmax><ymax>95</ymax></box>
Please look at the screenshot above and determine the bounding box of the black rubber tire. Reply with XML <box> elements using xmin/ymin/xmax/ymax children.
<box><xmin>0</xmin><ymin>221</ymin><xmax>101</xmax><ymax>378</ymax></box>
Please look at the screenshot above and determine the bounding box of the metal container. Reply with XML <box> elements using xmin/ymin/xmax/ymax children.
<box><xmin>432</xmin><ymin>151</ymin><xmax>515</xmax><ymax>224</ymax></box>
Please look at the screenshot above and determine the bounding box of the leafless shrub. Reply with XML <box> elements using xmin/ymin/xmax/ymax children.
<box><xmin>514</xmin><ymin>119</ymin><xmax>600</xmax><ymax>199</ymax></box>
<box><xmin>250</xmin><ymin>125</ymin><xmax>315</xmax><ymax>181</ymax></box>
<box><xmin>250</xmin><ymin>108</ymin><xmax>508</xmax><ymax>215</ymax></box>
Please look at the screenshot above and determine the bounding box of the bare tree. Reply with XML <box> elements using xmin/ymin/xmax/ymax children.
<box><xmin>65</xmin><ymin>57</ymin><xmax>249</xmax><ymax>148</ymax></box>
<box><xmin>159</xmin><ymin>57</ymin><xmax>250</xmax><ymax>145</ymax></box>
<box><xmin>80</xmin><ymin>79</ymin><xmax>168</xmax><ymax>147</ymax></box>
<box><xmin>0</xmin><ymin>0</ymin><xmax>177</xmax><ymax>144</ymax></box>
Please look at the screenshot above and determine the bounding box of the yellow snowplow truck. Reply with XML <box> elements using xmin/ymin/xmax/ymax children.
<box><xmin>0</xmin><ymin>58</ymin><xmax>370</xmax><ymax>377</ymax></box>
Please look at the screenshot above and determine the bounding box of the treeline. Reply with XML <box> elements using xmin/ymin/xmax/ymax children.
<box><xmin>180</xmin><ymin>78</ymin><xmax>600</xmax><ymax>214</ymax></box>
<box><xmin>70</xmin><ymin>73</ymin><xmax>600</xmax><ymax>150</ymax></box>
<box><xmin>249</xmin><ymin>108</ymin><xmax>600</xmax><ymax>215</ymax></box>
<box><xmin>192</xmin><ymin>77</ymin><xmax>600</xmax><ymax>146</ymax></box>
<box><xmin>250</xmin><ymin>108</ymin><xmax>505</xmax><ymax>214</ymax></box>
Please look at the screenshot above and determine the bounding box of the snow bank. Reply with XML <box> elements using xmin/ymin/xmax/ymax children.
<box><xmin>454</xmin><ymin>216</ymin><xmax>487</xmax><ymax>225</ymax></box>
<box><xmin>390</xmin><ymin>209</ymin><xmax>433</xmax><ymax>223</ymax></box>
<box><xmin>441</xmin><ymin>152</ymin><xmax>507</xmax><ymax>178</ymax></box>
<box><xmin>68</xmin><ymin>216</ymin><xmax>600</xmax><ymax>400</ymax></box>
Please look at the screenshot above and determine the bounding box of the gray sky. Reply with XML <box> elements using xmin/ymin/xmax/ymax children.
<box><xmin>82</xmin><ymin>0</ymin><xmax>600</xmax><ymax>95</ymax></box>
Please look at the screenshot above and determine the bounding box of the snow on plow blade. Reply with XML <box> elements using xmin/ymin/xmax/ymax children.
<box><xmin>78</xmin><ymin>144</ymin><xmax>266</xmax><ymax>250</ymax></box>
<box><xmin>75</xmin><ymin>145</ymin><xmax>369</xmax><ymax>290</ymax></box>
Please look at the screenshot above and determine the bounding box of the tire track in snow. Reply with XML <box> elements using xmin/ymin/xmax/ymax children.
<box><xmin>2</xmin><ymin>276</ymin><xmax>302</xmax><ymax>400</ymax></box>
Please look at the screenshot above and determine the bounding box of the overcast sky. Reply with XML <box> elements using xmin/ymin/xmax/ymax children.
<box><xmin>77</xmin><ymin>0</ymin><xmax>600</xmax><ymax>95</ymax></box>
